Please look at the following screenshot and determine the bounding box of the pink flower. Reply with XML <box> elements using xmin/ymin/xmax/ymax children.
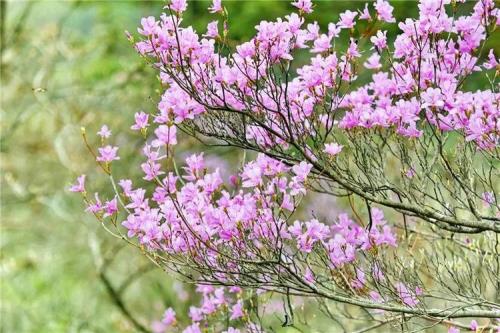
<box><xmin>395</xmin><ymin>282</ymin><xmax>419</xmax><ymax>307</ymax></box>
<box><xmin>364</xmin><ymin>53</ymin><xmax>382</xmax><ymax>69</ymax></box>
<box><xmin>327</xmin><ymin>23</ymin><xmax>340</xmax><ymax>39</ymax></box>
<box><xmin>304</xmin><ymin>267</ymin><xmax>315</xmax><ymax>283</ymax></box>
<box><xmin>470</xmin><ymin>320</ymin><xmax>478</xmax><ymax>331</ymax></box>
<box><xmin>183</xmin><ymin>323</ymin><xmax>201</xmax><ymax>333</ymax></box>
<box><xmin>152</xmin><ymin>125</ymin><xmax>177</xmax><ymax>147</ymax></box>
<box><xmin>465</xmin><ymin>116</ymin><xmax>488</xmax><ymax>143</ymax></box>
<box><xmin>96</xmin><ymin>145</ymin><xmax>120</xmax><ymax>163</ymax></box>
<box><xmin>169</xmin><ymin>0</ymin><xmax>187</xmax><ymax>14</ymax></box>
<box><xmin>188</xmin><ymin>306</ymin><xmax>203</xmax><ymax>322</ymax></box>
<box><xmin>351</xmin><ymin>268</ymin><xmax>366</xmax><ymax>289</ymax></box>
<box><xmin>292</xmin><ymin>161</ymin><xmax>313</xmax><ymax>182</ymax></box>
<box><xmin>312</xmin><ymin>34</ymin><xmax>331</xmax><ymax>53</ymax></box>
<box><xmin>324</xmin><ymin>142</ymin><xmax>343</xmax><ymax>156</ymax></box>
<box><xmin>297</xmin><ymin>219</ymin><xmax>329</xmax><ymax>252</ymax></box>
<box><xmin>372</xmin><ymin>225</ymin><xmax>397</xmax><ymax>247</ymax></box>
<box><xmin>347</xmin><ymin>38</ymin><xmax>360</xmax><ymax>58</ymax></box>
<box><xmin>86</xmin><ymin>193</ymin><xmax>102</xmax><ymax>213</ymax></box>
<box><xmin>196</xmin><ymin>284</ymin><xmax>214</xmax><ymax>295</ymax></box>
<box><xmin>229</xmin><ymin>286</ymin><xmax>242</xmax><ymax>293</ymax></box>
<box><xmin>369</xmin><ymin>290</ymin><xmax>383</xmax><ymax>303</ymax></box>
<box><xmin>208</xmin><ymin>0</ymin><xmax>223</xmax><ymax>14</ymax></box>
<box><xmin>286</xmin><ymin>12</ymin><xmax>304</xmax><ymax>32</ymax></box>
<box><xmin>151</xmin><ymin>321</ymin><xmax>167</xmax><ymax>333</ymax></box>
<box><xmin>338</xmin><ymin>10</ymin><xmax>358</xmax><ymax>29</ymax></box>
<box><xmin>374</xmin><ymin>0</ymin><xmax>395</xmax><ymax>23</ymax></box>
<box><xmin>237</xmin><ymin>42</ymin><xmax>255</xmax><ymax>58</ymax></box>
<box><xmin>291</xmin><ymin>0</ymin><xmax>313</xmax><ymax>14</ymax></box>
<box><xmin>213</xmin><ymin>287</ymin><xmax>227</xmax><ymax>305</ymax></box>
<box><xmin>204</xmin><ymin>21</ymin><xmax>219</xmax><ymax>38</ymax></box>
<box><xmin>421</xmin><ymin>88</ymin><xmax>444</xmax><ymax>108</ymax></box>
<box><xmin>69</xmin><ymin>174</ymin><xmax>86</xmax><ymax>193</ymax></box>
<box><xmin>97</xmin><ymin>125</ymin><xmax>111</xmax><ymax>139</ymax></box>
<box><xmin>118</xmin><ymin>179</ymin><xmax>133</xmax><ymax>196</ymax></box>
<box><xmin>230</xmin><ymin>300</ymin><xmax>244</xmax><ymax>320</ymax></box>
<box><xmin>138</xmin><ymin>16</ymin><xmax>157</xmax><ymax>36</ymax></box>
<box><xmin>289</xmin><ymin>220</ymin><xmax>303</xmax><ymax>237</ymax></box>
<box><xmin>162</xmin><ymin>308</ymin><xmax>176</xmax><ymax>326</ymax></box>
<box><xmin>131</xmin><ymin>112</ymin><xmax>149</xmax><ymax>131</ymax></box>
<box><xmin>482</xmin><ymin>191</ymin><xmax>495</xmax><ymax>206</ymax></box>
<box><xmin>241</xmin><ymin>161</ymin><xmax>263</xmax><ymax>187</ymax></box>
<box><xmin>448</xmin><ymin>327</ymin><xmax>460</xmax><ymax>333</ymax></box>
<box><xmin>370</xmin><ymin>30</ymin><xmax>387</xmax><ymax>49</ymax></box>
<box><xmin>483</xmin><ymin>49</ymin><xmax>499</xmax><ymax>70</ymax></box>
<box><xmin>103</xmin><ymin>197</ymin><xmax>118</xmax><ymax>217</ymax></box>
<box><xmin>183</xmin><ymin>153</ymin><xmax>205</xmax><ymax>181</ymax></box>
<box><xmin>281</xmin><ymin>194</ymin><xmax>294</xmax><ymax>211</ymax></box>
<box><xmin>142</xmin><ymin>157</ymin><xmax>164</xmax><ymax>181</ymax></box>
<box><xmin>405</xmin><ymin>167</ymin><xmax>416</xmax><ymax>178</ymax></box>
<box><xmin>201</xmin><ymin>297</ymin><xmax>216</xmax><ymax>315</ymax></box>
<box><xmin>359</xmin><ymin>4</ymin><xmax>371</xmax><ymax>20</ymax></box>
<box><xmin>157</xmin><ymin>84</ymin><xmax>205</xmax><ymax>124</ymax></box>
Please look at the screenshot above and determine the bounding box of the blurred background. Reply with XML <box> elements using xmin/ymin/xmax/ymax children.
<box><xmin>1</xmin><ymin>1</ymin><xmax>498</xmax><ymax>332</ymax></box>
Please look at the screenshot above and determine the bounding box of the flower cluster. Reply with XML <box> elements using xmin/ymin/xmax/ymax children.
<box><xmin>152</xmin><ymin>285</ymin><xmax>259</xmax><ymax>333</ymax></box>
<box><xmin>71</xmin><ymin>0</ymin><xmax>500</xmax><ymax>330</ymax></box>
<box><xmin>73</xmin><ymin>143</ymin><xmax>410</xmax><ymax>328</ymax></box>
<box><xmin>341</xmin><ymin>0</ymin><xmax>500</xmax><ymax>148</ymax></box>
<box><xmin>118</xmin><ymin>150</ymin><xmax>398</xmax><ymax>267</ymax></box>
<box><xmin>134</xmin><ymin>0</ymin><xmax>499</xmax><ymax>151</ymax></box>
<box><xmin>121</xmin><ymin>153</ymin><xmax>307</xmax><ymax>251</ymax></box>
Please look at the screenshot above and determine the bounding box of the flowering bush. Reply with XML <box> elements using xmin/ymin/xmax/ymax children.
<box><xmin>72</xmin><ymin>0</ymin><xmax>500</xmax><ymax>331</ymax></box>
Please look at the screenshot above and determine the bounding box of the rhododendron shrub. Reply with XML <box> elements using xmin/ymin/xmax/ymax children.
<box><xmin>72</xmin><ymin>0</ymin><xmax>500</xmax><ymax>331</ymax></box>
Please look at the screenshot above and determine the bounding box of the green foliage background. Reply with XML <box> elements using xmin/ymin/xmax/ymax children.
<box><xmin>1</xmin><ymin>1</ymin><xmax>497</xmax><ymax>332</ymax></box>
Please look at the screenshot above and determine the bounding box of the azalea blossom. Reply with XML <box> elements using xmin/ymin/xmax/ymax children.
<box><xmin>324</xmin><ymin>142</ymin><xmax>343</xmax><ymax>156</ymax></box>
<box><xmin>96</xmin><ymin>145</ymin><xmax>120</xmax><ymax>162</ymax></box>
<box><xmin>208</xmin><ymin>0</ymin><xmax>223</xmax><ymax>14</ymax></box>
<box><xmin>364</xmin><ymin>53</ymin><xmax>382</xmax><ymax>69</ymax></box>
<box><xmin>292</xmin><ymin>0</ymin><xmax>313</xmax><ymax>14</ymax></box>
<box><xmin>370</xmin><ymin>30</ymin><xmax>387</xmax><ymax>49</ymax></box>
<box><xmin>152</xmin><ymin>125</ymin><xmax>177</xmax><ymax>147</ymax></box>
<box><xmin>374</xmin><ymin>0</ymin><xmax>395</xmax><ymax>22</ymax></box>
<box><xmin>69</xmin><ymin>174</ymin><xmax>86</xmax><ymax>193</ymax></box>
<box><xmin>162</xmin><ymin>307</ymin><xmax>176</xmax><ymax>326</ymax></box>
<box><xmin>204</xmin><ymin>20</ymin><xmax>219</xmax><ymax>38</ymax></box>
<box><xmin>230</xmin><ymin>300</ymin><xmax>244</xmax><ymax>320</ymax></box>
<box><xmin>169</xmin><ymin>0</ymin><xmax>187</xmax><ymax>14</ymax></box>
<box><xmin>131</xmin><ymin>111</ymin><xmax>149</xmax><ymax>131</ymax></box>
<box><xmin>338</xmin><ymin>10</ymin><xmax>358</xmax><ymax>29</ymax></box>
<box><xmin>97</xmin><ymin>125</ymin><xmax>111</xmax><ymax>139</ymax></box>
<box><xmin>359</xmin><ymin>4</ymin><xmax>371</xmax><ymax>20</ymax></box>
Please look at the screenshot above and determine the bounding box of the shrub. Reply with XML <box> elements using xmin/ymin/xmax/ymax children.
<box><xmin>72</xmin><ymin>0</ymin><xmax>500</xmax><ymax>331</ymax></box>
